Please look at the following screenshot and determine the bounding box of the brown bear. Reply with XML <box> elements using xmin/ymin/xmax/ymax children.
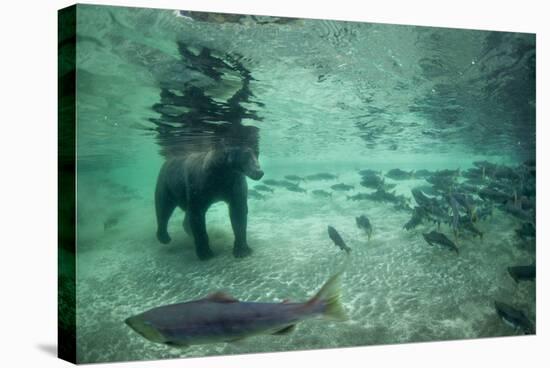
<box><xmin>154</xmin><ymin>143</ymin><xmax>263</xmax><ymax>260</ymax></box>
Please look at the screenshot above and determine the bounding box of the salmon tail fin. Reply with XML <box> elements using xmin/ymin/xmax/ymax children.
<box><xmin>307</xmin><ymin>271</ymin><xmax>347</xmax><ymax>321</ymax></box>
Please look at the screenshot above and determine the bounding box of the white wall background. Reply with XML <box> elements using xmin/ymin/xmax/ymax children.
<box><xmin>0</xmin><ymin>0</ymin><xmax>547</xmax><ymax>367</ymax></box>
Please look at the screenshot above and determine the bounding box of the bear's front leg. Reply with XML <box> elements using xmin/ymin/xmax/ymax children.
<box><xmin>188</xmin><ymin>210</ymin><xmax>214</xmax><ymax>261</ymax></box>
<box><xmin>155</xmin><ymin>185</ymin><xmax>176</xmax><ymax>245</ymax></box>
<box><xmin>229</xmin><ymin>201</ymin><xmax>252</xmax><ymax>258</ymax></box>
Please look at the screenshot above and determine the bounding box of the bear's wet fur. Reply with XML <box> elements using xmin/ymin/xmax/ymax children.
<box><xmin>155</xmin><ymin>143</ymin><xmax>264</xmax><ymax>260</ymax></box>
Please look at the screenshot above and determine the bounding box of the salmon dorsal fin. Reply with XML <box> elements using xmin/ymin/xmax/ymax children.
<box><xmin>205</xmin><ymin>291</ymin><xmax>239</xmax><ymax>303</ymax></box>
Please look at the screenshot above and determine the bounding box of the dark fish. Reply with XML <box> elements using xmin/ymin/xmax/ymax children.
<box><xmin>422</xmin><ymin>231</ymin><xmax>459</xmax><ymax>254</ymax></box>
<box><xmin>126</xmin><ymin>272</ymin><xmax>347</xmax><ymax>347</ymax></box>
<box><xmin>263</xmin><ymin>179</ymin><xmax>300</xmax><ymax>188</ymax></box>
<box><xmin>331</xmin><ymin>183</ymin><xmax>354</xmax><ymax>191</ymax></box>
<box><xmin>355</xmin><ymin>215</ymin><xmax>372</xmax><ymax>240</ymax></box>
<box><xmin>425</xmin><ymin>176</ymin><xmax>456</xmax><ymax>192</ymax></box>
<box><xmin>414</xmin><ymin>169</ymin><xmax>433</xmax><ymax>179</ymax></box>
<box><xmin>494</xmin><ymin>301</ymin><xmax>535</xmax><ymax>334</ymax></box>
<box><xmin>446</xmin><ymin>194</ymin><xmax>460</xmax><ymax>239</ymax></box>
<box><xmin>515</xmin><ymin>222</ymin><xmax>535</xmax><ymax>240</ymax></box>
<box><xmin>462</xmin><ymin>167</ymin><xmax>485</xmax><ymax>180</ymax></box>
<box><xmin>284</xmin><ymin>175</ymin><xmax>303</xmax><ymax>181</ymax></box>
<box><xmin>312</xmin><ymin>189</ymin><xmax>332</xmax><ymax>198</ymax></box>
<box><xmin>457</xmin><ymin>183</ymin><xmax>481</xmax><ymax>195</ymax></box>
<box><xmin>476</xmin><ymin>205</ymin><xmax>494</xmax><ymax>221</ymax></box>
<box><xmin>366</xmin><ymin>189</ymin><xmax>396</xmax><ymax>202</ymax></box>
<box><xmin>306</xmin><ymin>173</ymin><xmax>338</xmax><ymax>181</ymax></box>
<box><xmin>453</xmin><ymin>193</ymin><xmax>478</xmax><ymax>221</ymax></box>
<box><xmin>507</xmin><ymin>264</ymin><xmax>536</xmax><ymax>283</ymax></box>
<box><xmin>502</xmin><ymin>200</ymin><xmax>533</xmax><ymax>221</ymax></box>
<box><xmin>347</xmin><ymin>193</ymin><xmax>371</xmax><ymax>201</ymax></box>
<box><xmin>358</xmin><ymin>169</ymin><xmax>381</xmax><ymax>176</ymax></box>
<box><xmin>521</xmin><ymin>159</ymin><xmax>536</xmax><ymax>177</ymax></box>
<box><xmin>103</xmin><ymin>217</ymin><xmax>119</xmax><ymax>231</ymax></box>
<box><xmin>281</xmin><ymin>181</ymin><xmax>303</xmax><ymax>189</ymax></box>
<box><xmin>479</xmin><ymin>187</ymin><xmax>511</xmax><ymax>203</ymax></box>
<box><xmin>360</xmin><ymin>174</ymin><xmax>384</xmax><ymax>189</ymax></box>
<box><xmin>327</xmin><ymin>226</ymin><xmax>351</xmax><ymax>253</ymax></box>
<box><xmin>523</xmin><ymin>158</ymin><xmax>536</xmax><ymax>168</ymax></box>
<box><xmin>421</xmin><ymin>200</ymin><xmax>449</xmax><ymax>229</ymax></box>
<box><xmin>459</xmin><ymin>216</ymin><xmax>483</xmax><ymax>239</ymax></box>
<box><xmin>248</xmin><ymin>189</ymin><xmax>266</xmax><ymax>200</ymax></box>
<box><xmin>364</xmin><ymin>189</ymin><xmax>409</xmax><ymax>206</ymax></box>
<box><xmin>494</xmin><ymin>166</ymin><xmax>521</xmax><ymax>181</ymax></box>
<box><xmin>411</xmin><ymin>188</ymin><xmax>434</xmax><ymax>208</ymax></box>
<box><xmin>516</xmin><ymin>196</ymin><xmax>535</xmax><ymax>211</ymax></box>
<box><xmin>385</xmin><ymin>168</ymin><xmax>413</xmax><ymax>180</ymax></box>
<box><xmin>473</xmin><ymin>160</ymin><xmax>495</xmax><ymax>170</ymax></box>
<box><xmin>403</xmin><ymin>206</ymin><xmax>427</xmax><ymax>230</ymax></box>
<box><xmin>464</xmin><ymin>177</ymin><xmax>487</xmax><ymax>187</ymax></box>
<box><xmin>433</xmin><ymin>169</ymin><xmax>461</xmax><ymax>178</ymax></box>
<box><xmin>285</xmin><ymin>184</ymin><xmax>306</xmax><ymax>193</ymax></box>
<box><xmin>393</xmin><ymin>201</ymin><xmax>413</xmax><ymax>212</ymax></box>
<box><xmin>262</xmin><ymin>179</ymin><xmax>283</xmax><ymax>186</ymax></box>
<box><xmin>380</xmin><ymin>183</ymin><xmax>397</xmax><ymax>191</ymax></box>
<box><xmin>254</xmin><ymin>185</ymin><xmax>274</xmax><ymax>193</ymax></box>
<box><xmin>415</xmin><ymin>185</ymin><xmax>439</xmax><ymax>196</ymax></box>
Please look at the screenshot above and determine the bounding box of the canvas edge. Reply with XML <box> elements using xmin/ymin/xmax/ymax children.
<box><xmin>58</xmin><ymin>3</ymin><xmax>77</xmax><ymax>365</ymax></box>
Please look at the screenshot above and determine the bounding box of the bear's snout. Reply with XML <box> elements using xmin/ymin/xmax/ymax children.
<box><xmin>244</xmin><ymin>152</ymin><xmax>263</xmax><ymax>180</ymax></box>
<box><xmin>248</xmin><ymin>169</ymin><xmax>264</xmax><ymax>181</ymax></box>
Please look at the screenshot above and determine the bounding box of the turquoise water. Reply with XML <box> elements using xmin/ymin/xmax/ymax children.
<box><xmin>72</xmin><ymin>5</ymin><xmax>535</xmax><ymax>364</ymax></box>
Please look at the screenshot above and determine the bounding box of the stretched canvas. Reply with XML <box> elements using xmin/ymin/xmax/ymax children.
<box><xmin>58</xmin><ymin>3</ymin><xmax>536</xmax><ymax>364</ymax></box>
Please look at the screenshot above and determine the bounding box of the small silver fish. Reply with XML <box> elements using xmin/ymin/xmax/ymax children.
<box><xmin>125</xmin><ymin>272</ymin><xmax>347</xmax><ymax>347</ymax></box>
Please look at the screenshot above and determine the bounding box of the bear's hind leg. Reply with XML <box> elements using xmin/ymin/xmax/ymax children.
<box><xmin>188</xmin><ymin>210</ymin><xmax>214</xmax><ymax>260</ymax></box>
<box><xmin>183</xmin><ymin>213</ymin><xmax>191</xmax><ymax>235</ymax></box>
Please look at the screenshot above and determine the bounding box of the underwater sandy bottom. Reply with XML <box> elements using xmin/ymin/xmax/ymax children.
<box><xmin>75</xmin><ymin>168</ymin><xmax>535</xmax><ymax>364</ymax></box>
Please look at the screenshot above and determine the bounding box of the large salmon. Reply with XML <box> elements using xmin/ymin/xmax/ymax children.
<box><xmin>126</xmin><ymin>271</ymin><xmax>347</xmax><ymax>347</ymax></box>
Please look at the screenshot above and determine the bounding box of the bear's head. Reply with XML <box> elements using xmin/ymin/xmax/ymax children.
<box><xmin>225</xmin><ymin>146</ymin><xmax>264</xmax><ymax>181</ymax></box>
